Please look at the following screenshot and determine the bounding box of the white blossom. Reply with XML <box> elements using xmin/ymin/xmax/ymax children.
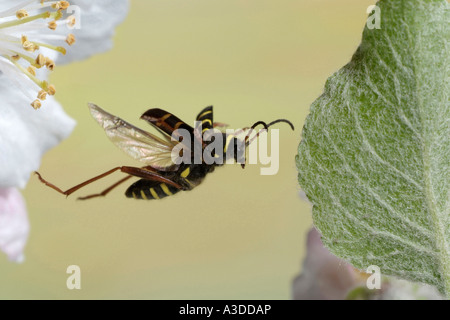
<box><xmin>0</xmin><ymin>0</ymin><xmax>129</xmax><ymax>261</ymax></box>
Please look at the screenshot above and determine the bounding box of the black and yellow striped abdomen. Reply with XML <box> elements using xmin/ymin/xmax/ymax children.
<box><xmin>125</xmin><ymin>164</ymin><xmax>215</xmax><ymax>200</ymax></box>
<box><xmin>125</xmin><ymin>179</ymin><xmax>181</xmax><ymax>200</ymax></box>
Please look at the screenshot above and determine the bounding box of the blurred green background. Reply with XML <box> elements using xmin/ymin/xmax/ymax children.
<box><xmin>1</xmin><ymin>0</ymin><xmax>373</xmax><ymax>299</ymax></box>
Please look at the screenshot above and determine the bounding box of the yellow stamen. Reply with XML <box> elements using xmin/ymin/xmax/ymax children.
<box><xmin>11</xmin><ymin>53</ymin><xmax>39</xmax><ymax>68</ymax></box>
<box><xmin>48</xmin><ymin>21</ymin><xmax>57</xmax><ymax>30</ymax></box>
<box><xmin>53</xmin><ymin>10</ymin><xmax>63</xmax><ymax>21</ymax></box>
<box><xmin>35</xmin><ymin>54</ymin><xmax>46</xmax><ymax>67</ymax></box>
<box><xmin>2</xmin><ymin>2</ymin><xmax>75</xmax><ymax>108</ymax></box>
<box><xmin>0</xmin><ymin>11</ymin><xmax>51</xmax><ymax>30</ymax></box>
<box><xmin>10</xmin><ymin>58</ymin><xmax>49</xmax><ymax>91</ymax></box>
<box><xmin>67</xmin><ymin>15</ymin><xmax>76</xmax><ymax>28</ymax></box>
<box><xmin>16</xmin><ymin>10</ymin><xmax>29</xmax><ymax>19</ymax></box>
<box><xmin>27</xmin><ymin>66</ymin><xmax>36</xmax><ymax>76</ymax></box>
<box><xmin>52</xmin><ymin>1</ymin><xmax>70</xmax><ymax>10</ymax></box>
<box><xmin>22</xmin><ymin>40</ymin><xmax>39</xmax><ymax>52</ymax></box>
<box><xmin>45</xmin><ymin>58</ymin><xmax>55</xmax><ymax>71</ymax></box>
<box><xmin>31</xmin><ymin>41</ymin><xmax>66</xmax><ymax>55</ymax></box>
<box><xmin>31</xmin><ymin>100</ymin><xmax>42</xmax><ymax>110</ymax></box>
<box><xmin>60</xmin><ymin>1</ymin><xmax>71</xmax><ymax>10</ymax></box>
<box><xmin>37</xmin><ymin>90</ymin><xmax>47</xmax><ymax>101</ymax></box>
<box><xmin>47</xmin><ymin>85</ymin><xmax>56</xmax><ymax>96</ymax></box>
<box><xmin>66</xmin><ymin>34</ymin><xmax>75</xmax><ymax>46</ymax></box>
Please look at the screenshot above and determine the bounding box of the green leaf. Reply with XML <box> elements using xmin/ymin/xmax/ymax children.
<box><xmin>296</xmin><ymin>0</ymin><xmax>449</xmax><ymax>296</ymax></box>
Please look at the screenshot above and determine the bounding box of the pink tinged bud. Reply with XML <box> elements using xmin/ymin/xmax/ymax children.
<box><xmin>0</xmin><ymin>188</ymin><xmax>30</xmax><ymax>263</ymax></box>
<box><xmin>292</xmin><ymin>228</ymin><xmax>361</xmax><ymax>300</ymax></box>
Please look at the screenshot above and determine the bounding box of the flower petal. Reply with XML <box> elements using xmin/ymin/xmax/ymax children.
<box><xmin>55</xmin><ymin>0</ymin><xmax>129</xmax><ymax>65</ymax></box>
<box><xmin>0</xmin><ymin>78</ymin><xmax>76</xmax><ymax>188</ymax></box>
<box><xmin>0</xmin><ymin>188</ymin><xmax>29</xmax><ymax>263</ymax></box>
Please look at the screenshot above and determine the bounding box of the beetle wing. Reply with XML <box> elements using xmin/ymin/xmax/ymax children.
<box><xmin>89</xmin><ymin>103</ymin><xmax>179</xmax><ymax>171</ymax></box>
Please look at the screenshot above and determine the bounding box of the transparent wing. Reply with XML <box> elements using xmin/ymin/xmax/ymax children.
<box><xmin>88</xmin><ymin>103</ymin><xmax>179</xmax><ymax>171</ymax></box>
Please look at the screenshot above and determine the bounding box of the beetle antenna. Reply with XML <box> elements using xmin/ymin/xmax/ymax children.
<box><xmin>267</xmin><ymin>119</ymin><xmax>295</xmax><ymax>131</ymax></box>
<box><xmin>245</xmin><ymin>119</ymin><xmax>294</xmax><ymax>147</ymax></box>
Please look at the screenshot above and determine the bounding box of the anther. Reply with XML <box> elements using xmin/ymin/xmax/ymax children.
<box><xmin>22</xmin><ymin>41</ymin><xmax>39</xmax><ymax>52</ymax></box>
<box><xmin>27</xmin><ymin>66</ymin><xmax>36</xmax><ymax>76</ymax></box>
<box><xmin>35</xmin><ymin>54</ymin><xmax>46</xmax><ymax>67</ymax></box>
<box><xmin>47</xmin><ymin>85</ymin><xmax>56</xmax><ymax>96</ymax></box>
<box><xmin>66</xmin><ymin>34</ymin><xmax>76</xmax><ymax>46</ymax></box>
<box><xmin>48</xmin><ymin>21</ymin><xmax>57</xmax><ymax>30</ymax></box>
<box><xmin>37</xmin><ymin>90</ymin><xmax>47</xmax><ymax>101</ymax></box>
<box><xmin>16</xmin><ymin>10</ymin><xmax>29</xmax><ymax>19</ymax></box>
<box><xmin>58</xmin><ymin>1</ymin><xmax>71</xmax><ymax>10</ymax></box>
<box><xmin>31</xmin><ymin>100</ymin><xmax>42</xmax><ymax>110</ymax></box>
<box><xmin>0</xmin><ymin>1</ymin><xmax>75</xmax><ymax>108</ymax></box>
<box><xmin>45</xmin><ymin>58</ymin><xmax>55</xmax><ymax>71</ymax></box>
<box><xmin>67</xmin><ymin>15</ymin><xmax>76</xmax><ymax>28</ymax></box>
